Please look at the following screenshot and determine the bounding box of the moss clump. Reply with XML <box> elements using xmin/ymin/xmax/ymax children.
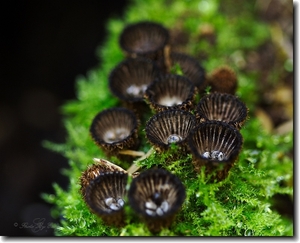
<box><xmin>42</xmin><ymin>0</ymin><xmax>293</xmax><ymax>236</ymax></box>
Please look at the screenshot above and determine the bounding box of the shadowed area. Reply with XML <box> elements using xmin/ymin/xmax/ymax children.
<box><xmin>0</xmin><ymin>0</ymin><xmax>127</xmax><ymax>236</ymax></box>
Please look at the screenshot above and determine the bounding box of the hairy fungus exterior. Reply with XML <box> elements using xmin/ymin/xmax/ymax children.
<box><xmin>128</xmin><ymin>168</ymin><xmax>186</xmax><ymax>233</ymax></box>
<box><xmin>89</xmin><ymin>107</ymin><xmax>140</xmax><ymax>157</ymax></box>
<box><xmin>195</xmin><ymin>92</ymin><xmax>249</xmax><ymax>130</ymax></box>
<box><xmin>84</xmin><ymin>171</ymin><xmax>128</xmax><ymax>227</ymax></box>
<box><xmin>144</xmin><ymin>74</ymin><xmax>197</xmax><ymax>113</ymax></box>
<box><xmin>119</xmin><ymin>21</ymin><xmax>170</xmax><ymax>61</ymax></box>
<box><xmin>79</xmin><ymin>159</ymin><xmax>127</xmax><ymax>199</ymax></box>
<box><xmin>109</xmin><ymin>57</ymin><xmax>160</xmax><ymax>104</ymax></box>
<box><xmin>145</xmin><ymin>109</ymin><xmax>196</xmax><ymax>153</ymax></box>
<box><xmin>168</xmin><ymin>52</ymin><xmax>206</xmax><ymax>92</ymax></box>
<box><xmin>207</xmin><ymin>66</ymin><xmax>238</xmax><ymax>94</ymax></box>
<box><xmin>188</xmin><ymin>121</ymin><xmax>243</xmax><ymax>181</ymax></box>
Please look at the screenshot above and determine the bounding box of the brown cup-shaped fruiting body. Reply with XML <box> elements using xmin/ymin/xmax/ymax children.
<box><xmin>89</xmin><ymin>107</ymin><xmax>139</xmax><ymax>157</ymax></box>
<box><xmin>119</xmin><ymin>21</ymin><xmax>170</xmax><ymax>61</ymax></box>
<box><xmin>169</xmin><ymin>52</ymin><xmax>206</xmax><ymax>92</ymax></box>
<box><xmin>144</xmin><ymin>74</ymin><xmax>197</xmax><ymax>113</ymax></box>
<box><xmin>128</xmin><ymin>168</ymin><xmax>186</xmax><ymax>233</ymax></box>
<box><xmin>109</xmin><ymin>57</ymin><xmax>160</xmax><ymax>107</ymax></box>
<box><xmin>84</xmin><ymin>171</ymin><xmax>128</xmax><ymax>227</ymax></box>
<box><xmin>188</xmin><ymin>121</ymin><xmax>243</xmax><ymax>181</ymax></box>
<box><xmin>145</xmin><ymin>109</ymin><xmax>196</xmax><ymax>154</ymax></box>
<box><xmin>79</xmin><ymin>159</ymin><xmax>127</xmax><ymax>199</ymax></box>
<box><xmin>207</xmin><ymin>65</ymin><xmax>238</xmax><ymax>94</ymax></box>
<box><xmin>195</xmin><ymin>92</ymin><xmax>248</xmax><ymax>130</ymax></box>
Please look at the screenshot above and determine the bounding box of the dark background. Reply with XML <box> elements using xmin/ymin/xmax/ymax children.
<box><xmin>0</xmin><ymin>0</ymin><xmax>128</xmax><ymax>236</ymax></box>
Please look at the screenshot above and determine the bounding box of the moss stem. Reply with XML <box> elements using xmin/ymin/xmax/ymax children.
<box><xmin>92</xmin><ymin>157</ymin><xmax>126</xmax><ymax>172</ymax></box>
<box><xmin>118</xmin><ymin>150</ymin><xmax>146</xmax><ymax>157</ymax></box>
<box><xmin>127</xmin><ymin>147</ymin><xmax>155</xmax><ymax>175</ymax></box>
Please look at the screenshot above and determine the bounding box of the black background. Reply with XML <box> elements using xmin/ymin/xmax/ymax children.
<box><xmin>0</xmin><ymin>0</ymin><xmax>128</xmax><ymax>236</ymax></box>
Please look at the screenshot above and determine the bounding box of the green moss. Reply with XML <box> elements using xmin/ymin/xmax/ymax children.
<box><xmin>42</xmin><ymin>0</ymin><xmax>293</xmax><ymax>236</ymax></box>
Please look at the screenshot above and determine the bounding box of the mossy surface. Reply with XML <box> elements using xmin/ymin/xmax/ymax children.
<box><xmin>42</xmin><ymin>0</ymin><xmax>293</xmax><ymax>236</ymax></box>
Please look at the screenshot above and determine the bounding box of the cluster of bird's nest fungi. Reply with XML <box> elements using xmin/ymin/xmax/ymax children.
<box><xmin>79</xmin><ymin>21</ymin><xmax>249</xmax><ymax>233</ymax></box>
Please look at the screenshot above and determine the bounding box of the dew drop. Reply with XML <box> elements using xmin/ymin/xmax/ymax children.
<box><xmin>217</xmin><ymin>152</ymin><xmax>224</xmax><ymax>161</ymax></box>
<box><xmin>211</xmin><ymin>150</ymin><xmax>219</xmax><ymax>159</ymax></box>
<box><xmin>156</xmin><ymin>207</ymin><xmax>164</xmax><ymax>216</ymax></box>
<box><xmin>145</xmin><ymin>209</ymin><xmax>156</xmax><ymax>216</ymax></box>
<box><xmin>126</xmin><ymin>84</ymin><xmax>147</xmax><ymax>97</ymax></box>
<box><xmin>117</xmin><ymin>198</ymin><xmax>125</xmax><ymax>207</ymax></box>
<box><xmin>160</xmin><ymin>201</ymin><xmax>169</xmax><ymax>212</ymax></box>
<box><xmin>211</xmin><ymin>150</ymin><xmax>225</xmax><ymax>161</ymax></box>
<box><xmin>105</xmin><ymin>197</ymin><xmax>114</xmax><ymax>207</ymax></box>
<box><xmin>167</xmin><ymin>134</ymin><xmax>182</xmax><ymax>144</ymax></box>
<box><xmin>145</xmin><ymin>201</ymin><xmax>157</xmax><ymax>210</ymax></box>
<box><xmin>110</xmin><ymin>203</ymin><xmax>121</xmax><ymax>211</ymax></box>
<box><xmin>202</xmin><ymin>151</ymin><xmax>210</xmax><ymax>159</ymax></box>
